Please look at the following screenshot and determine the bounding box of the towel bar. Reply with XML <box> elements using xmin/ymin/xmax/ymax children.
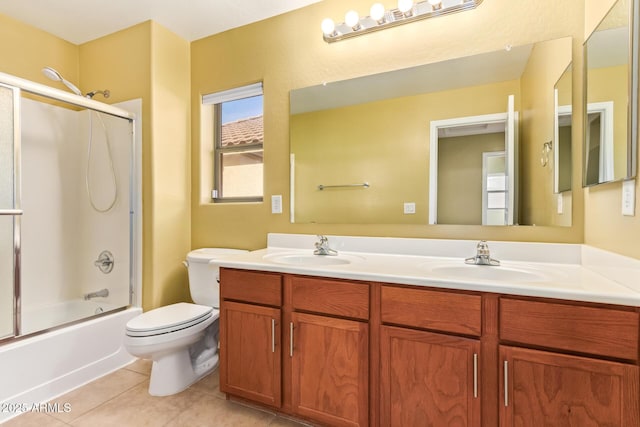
<box><xmin>317</xmin><ymin>182</ymin><xmax>370</xmax><ymax>190</ymax></box>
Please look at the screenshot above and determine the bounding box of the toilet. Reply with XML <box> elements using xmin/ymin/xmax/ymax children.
<box><xmin>124</xmin><ymin>248</ymin><xmax>247</xmax><ymax>396</ymax></box>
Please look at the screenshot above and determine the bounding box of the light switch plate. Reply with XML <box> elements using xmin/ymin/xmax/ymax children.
<box><xmin>271</xmin><ymin>195</ymin><xmax>282</xmax><ymax>214</ymax></box>
<box><xmin>622</xmin><ymin>179</ymin><xmax>635</xmax><ymax>216</ymax></box>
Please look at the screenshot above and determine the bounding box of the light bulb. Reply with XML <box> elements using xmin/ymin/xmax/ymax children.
<box><xmin>397</xmin><ymin>0</ymin><xmax>414</xmax><ymax>14</ymax></box>
<box><xmin>370</xmin><ymin>3</ymin><xmax>386</xmax><ymax>22</ymax></box>
<box><xmin>345</xmin><ymin>10</ymin><xmax>360</xmax><ymax>29</ymax></box>
<box><xmin>321</xmin><ymin>18</ymin><xmax>336</xmax><ymax>35</ymax></box>
<box><xmin>428</xmin><ymin>0</ymin><xmax>442</xmax><ymax>9</ymax></box>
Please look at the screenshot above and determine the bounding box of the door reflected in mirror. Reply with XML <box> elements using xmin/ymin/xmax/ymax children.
<box><xmin>584</xmin><ymin>0</ymin><xmax>638</xmax><ymax>186</ymax></box>
<box><xmin>429</xmin><ymin>96</ymin><xmax>517</xmax><ymax>226</ymax></box>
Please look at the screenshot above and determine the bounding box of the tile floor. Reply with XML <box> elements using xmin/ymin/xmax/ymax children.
<box><xmin>3</xmin><ymin>360</ymin><xmax>309</xmax><ymax>427</ymax></box>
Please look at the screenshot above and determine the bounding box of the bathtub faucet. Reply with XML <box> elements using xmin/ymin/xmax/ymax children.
<box><xmin>84</xmin><ymin>288</ymin><xmax>109</xmax><ymax>300</ymax></box>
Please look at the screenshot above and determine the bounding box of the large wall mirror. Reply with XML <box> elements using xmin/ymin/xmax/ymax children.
<box><xmin>290</xmin><ymin>36</ymin><xmax>573</xmax><ymax>226</ymax></box>
<box><xmin>584</xmin><ymin>0</ymin><xmax>639</xmax><ymax>186</ymax></box>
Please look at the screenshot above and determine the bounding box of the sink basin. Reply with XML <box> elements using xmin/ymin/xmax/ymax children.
<box><xmin>419</xmin><ymin>264</ymin><xmax>550</xmax><ymax>282</ymax></box>
<box><xmin>263</xmin><ymin>253</ymin><xmax>364</xmax><ymax>266</ymax></box>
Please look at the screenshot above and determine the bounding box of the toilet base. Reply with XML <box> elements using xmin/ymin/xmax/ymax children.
<box><xmin>148</xmin><ymin>348</ymin><xmax>218</xmax><ymax>396</ymax></box>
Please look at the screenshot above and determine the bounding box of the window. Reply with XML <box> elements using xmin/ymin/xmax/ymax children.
<box><xmin>203</xmin><ymin>83</ymin><xmax>263</xmax><ymax>202</ymax></box>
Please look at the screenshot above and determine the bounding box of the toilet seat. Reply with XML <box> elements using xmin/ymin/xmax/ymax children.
<box><xmin>126</xmin><ymin>303</ymin><xmax>214</xmax><ymax>337</ymax></box>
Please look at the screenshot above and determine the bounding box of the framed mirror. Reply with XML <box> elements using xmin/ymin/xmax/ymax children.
<box><xmin>584</xmin><ymin>0</ymin><xmax>638</xmax><ymax>186</ymax></box>
<box><xmin>290</xmin><ymin>37</ymin><xmax>572</xmax><ymax>226</ymax></box>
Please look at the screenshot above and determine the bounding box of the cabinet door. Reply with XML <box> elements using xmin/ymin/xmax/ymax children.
<box><xmin>500</xmin><ymin>345</ymin><xmax>640</xmax><ymax>427</ymax></box>
<box><xmin>380</xmin><ymin>325</ymin><xmax>481</xmax><ymax>427</ymax></box>
<box><xmin>290</xmin><ymin>312</ymin><xmax>368</xmax><ymax>427</ymax></box>
<box><xmin>220</xmin><ymin>301</ymin><xmax>281</xmax><ymax>407</ymax></box>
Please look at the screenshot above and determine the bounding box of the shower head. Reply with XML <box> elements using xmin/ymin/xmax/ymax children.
<box><xmin>41</xmin><ymin>66</ymin><xmax>82</xmax><ymax>96</ymax></box>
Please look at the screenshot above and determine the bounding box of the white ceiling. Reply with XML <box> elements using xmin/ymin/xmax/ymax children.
<box><xmin>0</xmin><ymin>0</ymin><xmax>322</xmax><ymax>44</ymax></box>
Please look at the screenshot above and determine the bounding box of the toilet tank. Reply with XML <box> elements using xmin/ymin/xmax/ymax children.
<box><xmin>185</xmin><ymin>248</ymin><xmax>248</xmax><ymax>308</ymax></box>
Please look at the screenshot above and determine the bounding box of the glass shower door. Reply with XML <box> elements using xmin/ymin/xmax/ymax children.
<box><xmin>0</xmin><ymin>83</ymin><xmax>20</xmax><ymax>340</ymax></box>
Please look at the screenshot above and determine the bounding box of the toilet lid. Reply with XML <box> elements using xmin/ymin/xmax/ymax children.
<box><xmin>126</xmin><ymin>303</ymin><xmax>214</xmax><ymax>337</ymax></box>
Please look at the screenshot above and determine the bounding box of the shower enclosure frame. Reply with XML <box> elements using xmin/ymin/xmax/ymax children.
<box><xmin>0</xmin><ymin>71</ymin><xmax>137</xmax><ymax>342</ymax></box>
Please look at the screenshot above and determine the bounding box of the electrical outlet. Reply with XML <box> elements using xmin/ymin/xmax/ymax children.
<box><xmin>271</xmin><ymin>195</ymin><xmax>282</xmax><ymax>214</ymax></box>
<box><xmin>622</xmin><ymin>179</ymin><xmax>636</xmax><ymax>216</ymax></box>
<box><xmin>404</xmin><ymin>202</ymin><xmax>416</xmax><ymax>214</ymax></box>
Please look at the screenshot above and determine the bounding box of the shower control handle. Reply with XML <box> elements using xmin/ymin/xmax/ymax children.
<box><xmin>94</xmin><ymin>250</ymin><xmax>114</xmax><ymax>274</ymax></box>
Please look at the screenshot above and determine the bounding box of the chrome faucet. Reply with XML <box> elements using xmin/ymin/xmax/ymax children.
<box><xmin>84</xmin><ymin>288</ymin><xmax>109</xmax><ymax>300</ymax></box>
<box><xmin>313</xmin><ymin>235</ymin><xmax>338</xmax><ymax>256</ymax></box>
<box><xmin>465</xmin><ymin>240</ymin><xmax>500</xmax><ymax>266</ymax></box>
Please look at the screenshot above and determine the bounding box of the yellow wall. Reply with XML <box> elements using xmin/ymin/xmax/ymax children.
<box><xmin>0</xmin><ymin>14</ymin><xmax>78</xmax><ymax>89</ymax></box>
<box><xmin>191</xmin><ymin>0</ymin><xmax>585</xmax><ymax>250</ymax></box>
<box><xmin>148</xmin><ymin>23</ymin><xmax>192</xmax><ymax>307</ymax></box>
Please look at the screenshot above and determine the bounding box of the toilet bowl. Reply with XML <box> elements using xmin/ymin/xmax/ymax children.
<box><xmin>124</xmin><ymin>248</ymin><xmax>247</xmax><ymax>396</ymax></box>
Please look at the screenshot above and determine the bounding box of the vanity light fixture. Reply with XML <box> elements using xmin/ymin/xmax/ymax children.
<box><xmin>322</xmin><ymin>0</ymin><xmax>483</xmax><ymax>43</ymax></box>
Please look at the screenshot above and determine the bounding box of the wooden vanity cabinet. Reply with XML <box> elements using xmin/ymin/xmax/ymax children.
<box><xmin>498</xmin><ymin>297</ymin><xmax>640</xmax><ymax>427</ymax></box>
<box><xmin>220</xmin><ymin>301</ymin><xmax>281</xmax><ymax>407</ymax></box>
<box><xmin>287</xmin><ymin>275</ymin><xmax>370</xmax><ymax>427</ymax></box>
<box><xmin>380</xmin><ymin>326</ymin><xmax>481</xmax><ymax>426</ymax></box>
<box><xmin>219</xmin><ymin>269</ymin><xmax>283</xmax><ymax>408</ymax></box>
<box><xmin>220</xmin><ymin>268</ymin><xmax>640</xmax><ymax>426</ymax></box>
<box><xmin>500</xmin><ymin>345</ymin><xmax>639</xmax><ymax>426</ymax></box>
<box><xmin>220</xmin><ymin>269</ymin><xmax>370</xmax><ymax>426</ymax></box>
<box><xmin>379</xmin><ymin>285</ymin><xmax>483</xmax><ymax>427</ymax></box>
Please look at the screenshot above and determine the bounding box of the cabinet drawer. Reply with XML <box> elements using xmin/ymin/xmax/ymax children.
<box><xmin>381</xmin><ymin>286</ymin><xmax>482</xmax><ymax>337</ymax></box>
<box><xmin>220</xmin><ymin>268</ymin><xmax>282</xmax><ymax>306</ymax></box>
<box><xmin>290</xmin><ymin>276</ymin><xmax>369</xmax><ymax>320</ymax></box>
<box><xmin>500</xmin><ymin>298</ymin><xmax>639</xmax><ymax>361</ymax></box>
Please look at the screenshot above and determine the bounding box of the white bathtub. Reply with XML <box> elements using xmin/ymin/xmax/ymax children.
<box><xmin>0</xmin><ymin>306</ymin><xmax>141</xmax><ymax>423</ymax></box>
<box><xmin>20</xmin><ymin>299</ymin><xmax>124</xmax><ymax>336</ymax></box>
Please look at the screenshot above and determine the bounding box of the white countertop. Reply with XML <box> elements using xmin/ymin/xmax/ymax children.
<box><xmin>212</xmin><ymin>233</ymin><xmax>640</xmax><ymax>307</ymax></box>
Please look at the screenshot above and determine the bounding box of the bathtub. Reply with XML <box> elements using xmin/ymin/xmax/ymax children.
<box><xmin>20</xmin><ymin>299</ymin><xmax>124</xmax><ymax>336</ymax></box>
<box><xmin>0</xmin><ymin>306</ymin><xmax>141</xmax><ymax>423</ymax></box>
